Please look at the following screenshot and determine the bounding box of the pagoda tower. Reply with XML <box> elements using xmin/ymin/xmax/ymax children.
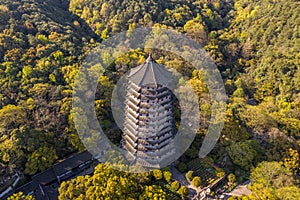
<box><xmin>122</xmin><ymin>55</ymin><xmax>176</xmax><ymax>168</ymax></box>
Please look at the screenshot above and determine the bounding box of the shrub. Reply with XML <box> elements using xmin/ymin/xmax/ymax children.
<box><xmin>178</xmin><ymin>162</ymin><xmax>187</xmax><ymax>173</ymax></box>
<box><xmin>178</xmin><ymin>186</ymin><xmax>188</xmax><ymax>197</ymax></box>
<box><xmin>228</xmin><ymin>173</ymin><xmax>236</xmax><ymax>184</ymax></box>
<box><xmin>102</xmin><ymin>120</ymin><xmax>111</xmax><ymax>129</ymax></box>
<box><xmin>171</xmin><ymin>181</ymin><xmax>181</xmax><ymax>191</ymax></box>
<box><xmin>216</xmin><ymin>170</ymin><xmax>226</xmax><ymax>178</ymax></box>
<box><xmin>37</xmin><ymin>34</ymin><xmax>48</xmax><ymax>43</ymax></box>
<box><xmin>185</xmin><ymin>170</ymin><xmax>194</xmax><ymax>181</ymax></box>
<box><xmin>163</xmin><ymin>171</ymin><xmax>172</xmax><ymax>183</ymax></box>
<box><xmin>192</xmin><ymin>176</ymin><xmax>202</xmax><ymax>187</ymax></box>
<box><xmin>162</xmin><ymin>166</ymin><xmax>170</xmax><ymax>171</ymax></box>
<box><xmin>153</xmin><ymin>169</ymin><xmax>163</xmax><ymax>180</ymax></box>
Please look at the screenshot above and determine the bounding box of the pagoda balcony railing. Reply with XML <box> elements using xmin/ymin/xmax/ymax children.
<box><xmin>157</xmin><ymin>87</ymin><xmax>168</xmax><ymax>93</ymax></box>
<box><xmin>157</xmin><ymin>139</ymin><xmax>171</xmax><ymax>149</ymax></box>
<box><xmin>140</xmin><ymin>139</ymin><xmax>171</xmax><ymax>150</ymax></box>
<box><xmin>128</xmin><ymin>88</ymin><xmax>140</xmax><ymax>98</ymax></box>
<box><xmin>124</xmin><ymin>133</ymin><xmax>137</xmax><ymax>143</ymax></box>
<box><xmin>158</xmin><ymin>150</ymin><xmax>175</xmax><ymax>162</ymax></box>
<box><xmin>124</xmin><ymin>129</ymin><xmax>137</xmax><ymax>140</ymax></box>
<box><xmin>137</xmin><ymin>143</ymin><xmax>172</xmax><ymax>155</ymax></box>
<box><xmin>148</xmin><ymin>120</ymin><xmax>172</xmax><ymax>128</ymax></box>
<box><xmin>125</xmin><ymin>135</ymin><xmax>136</xmax><ymax>147</ymax></box>
<box><xmin>148</xmin><ymin>114</ymin><xmax>172</xmax><ymax>123</ymax></box>
<box><xmin>127</xmin><ymin>101</ymin><xmax>139</xmax><ymax>111</ymax></box>
<box><xmin>137</xmin><ymin>150</ymin><xmax>164</xmax><ymax>158</ymax></box>
<box><xmin>138</xmin><ymin>116</ymin><xmax>149</xmax><ymax>121</ymax></box>
<box><xmin>128</xmin><ymin>82</ymin><xmax>141</xmax><ymax>91</ymax></box>
<box><xmin>143</xmin><ymin>145</ymin><xmax>174</xmax><ymax>158</ymax></box>
<box><xmin>157</xmin><ymin>127</ymin><xmax>173</xmax><ymax>137</ymax></box>
<box><xmin>137</xmin><ymin>151</ymin><xmax>151</xmax><ymax>158</ymax></box>
<box><xmin>136</xmin><ymin>158</ymin><xmax>158</xmax><ymax>168</ymax></box>
<box><xmin>142</xmin><ymin>89</ymin><xmax>157</xmax><ymax>95</ymax></box>
<box><xmin>145</xmin><ymin>101</ymin><xmax>172</xmax><ymax>110</ymax></box>
<box><xmin>141</xmin><ymin>87</ymin><xmax>158</xmax><ymax>93</ymax></box>
<box><xmin>139</xmin><ymin>138</ymin><xmax>173</xmax><ymax>150</ymax></box>
<box><xmin>147</xmin><ymin>122</ymin><xmax>172</xmax><ymax>130</ymax></box>
<box><xmin>139</xmin><ymin>102</ymin><xmax>151</xmax><ymax>108</ymax></box>
<box><xmin>139</xmin><ymin>108</ymin><xmax>148</xmax><ymax>114</ymax></box>
<box><xmin>141</xmin><ymin>90</ymin><xmax>169</xmax><ymax>98</ymax></box>
<box><xmin>161</xmin><ymin>101</ymin><xmax>172</xmax><ymax>109</ymax></box>
<box><xmin>147</xmin><ymin>107</ymin><xmax>163</xmax><ymax>113</ymax></box>
<box><xmin>137</xmin><ymin>132</ymin><xmax>155</xmax><ymax>138</ymax></box>
<box><xmin>139</xmin><ymin>143</ymin><xmax>158</xmax><ymax>150</ymax></box>
<box><xmin>138</xmin><ymin>121</ymin><xmax>147</xmax><ymax>126</ymax></box>
<box><xmin>124</xmin><ymin>127</ymin><xmax>138</xmax><ymax>137</ymax></box>
<box><xmin>159</xmin><ymin>98</ymin><xmax>172</xmax><ymax>105</ymax></box>
<box><xmin>127</xmin><ymin>108</ymin><xmax>138</xmax><ymax>118</ymax></box>
<box><xmin>127</xmin><ymin>113</ymin><xmax>138</xmax><ymax>123</ymax></box>
<box><xmin>127</xmin><ymin>98</ymin><xmax>139</xmax><ymax>108</ymax></box>
<box><xmin>137</xmin><ymin>122</ymin><xmax>173</xmax><ymax>134</ymax></box>
<box><xmin>147</xmin><ymin>106</ymin><xmax>171</xmax><ymax>113</ymax></box>
<box><xmin>142</xmin><ymin>95</ymin><xmax>157</xmax><ymax>100</ymax></box>
<box><xmin>137</xmin><ymin>122</ymin><xmax>174</xmax><ymax>132</ymax></box>
<box><xmin>144</xmin><ymin>133</ymin><xmax>173</xmax><ymax>144</ymax></box>
<box><xmin>124</xmin><ymin>143</ymin><xmax>136</xmax><ymax>154</ymax></box>
<box><xmin>138</xmin><ymin>127</ymin><xmax>156</xmax><ymax>133</ymax></box>
<box><xmin>137</xmin><ymin>144</ymin><xmax>148</xmax><ymax>151</ymax></box>
<box><xmin>128</xmin><ymin>95</ymin><xmax>140</xmax><ymax>105</ymax></box>
<box><xmin>157</xmin><ymin>92</ymin><xmax>170</xmax><ymax>99</ymax></box>
<box><xmin>124</xmin><ymin>119</ymin><xmax>138</xmax><ymax>130</ymax></box>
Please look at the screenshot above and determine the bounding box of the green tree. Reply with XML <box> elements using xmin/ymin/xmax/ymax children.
<box><xmin>58</xmin><ymin>163</ymin><xmax>149</xmax><ymax>200</ymax></box>
<box><xmin>226</xmin><ymin>140</ymin><xmax>258</xmax><ymax>170</ymax></box>
<box><xmin>0</xmin><ymin>105</ymin><xmax>26</xmax><ymax>132</ymax></box>
<box><xmin>25</xmin><ymin>146</ymin><xmax>58</xmax><ymax>175</ymax></box>
<box><xmin>227</xmin><ymin>173</ymin><xmax>237</xmax><ymax>189</ymax></box>
<box><xmin>184</xmin><ymin>19</ymin><xmax>207</xmax><ymax>44</ymax></box>
<box><xmin>250</xmin><ymin>161</ymin><xmax>295</xmax><ymax>189</ymax></box>
<box><xmin>171</xmin><ymin>180</ymin><xmax>181</xmax><ymax>191</ymax></box>
<box><xmin>275</xmin><ymin>186</ymin><xmax>300</xmax><ymax>200</ymax></box>
<box><xmin>140</xmin><ymin>185</ymin><xmax>166</xmax><ymax>200</ymax></box>
<box><xmin>153</xmin><ymin>169</ymin><xmax>163</xmax><ymax>180</ymax></box>
<box><xmin>283</xmin><ymin>148</ymin><xmax>299</xmax><ymax>175</ymax></box>
<box><xmin>177</xmin><ymin>186</ymin><xmax>188</xmax><ymax>198</ymax></box>
<box><xmin>7</xmin><ymin>192</ymin><xmax>35</xmax><ymax>200</ymax></box>
<box><xmin>185</xmin><ymin>170</ymin><xmax>194</xmax><ymax>181</ymax></box>
<box><xmin>192</xmin><ymin>176</ymin><xmax>202</xmax><ymax>187</ymax></box>
<box><xmin>163</xmin><ymin>171</ymin><xmax>172</xmax><ymax>183</ymax></box>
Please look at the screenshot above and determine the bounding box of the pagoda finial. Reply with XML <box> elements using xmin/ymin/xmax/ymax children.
<box><xmin>146</xmin><ymin>53</ymin><xmax>154</xmax><ymax>63</ymax></box>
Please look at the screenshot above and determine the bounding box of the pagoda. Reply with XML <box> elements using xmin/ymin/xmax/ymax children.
<box><xmin>122</xmin><ymin>55</ymin><xmax>176</xmax><ymax>168</ymax></box>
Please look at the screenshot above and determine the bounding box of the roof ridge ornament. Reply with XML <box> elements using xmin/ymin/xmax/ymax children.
<box><xmin>146</xmin><ymin>53</ymin><xmax>154</xmax><ymax>63</ymax></box>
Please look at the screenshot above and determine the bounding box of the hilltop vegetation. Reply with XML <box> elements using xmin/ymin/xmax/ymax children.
<box><xmin>0</xmin><ymin>0</ymin><xmax>299</xmax><ymax>199</ymax></box>
<box><xmin>0</xmin><ymin>0</ymin><xmax>97</xmax><ymax>177</ymax></box>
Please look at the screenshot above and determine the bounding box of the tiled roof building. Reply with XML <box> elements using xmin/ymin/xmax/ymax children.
<box><xmin>5</xmin><ymin>151</ymin><xmax>94</xmax><ymax>200</ymax></box>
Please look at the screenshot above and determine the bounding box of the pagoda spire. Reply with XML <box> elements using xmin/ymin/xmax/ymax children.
<box><xmin>146</xmin><ymin>53</ymin><xmax>154</xmax><ymax>63</ymax></box>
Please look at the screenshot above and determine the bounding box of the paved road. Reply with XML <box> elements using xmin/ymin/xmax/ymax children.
<box><xmin>170</xmin><ymin>166</ymin><xmax>189</xmax><ymax>186</ymax></box>
<box><xmin>170</xmin><ymin>165</ymin><xmax>198</xmax><ymax>199</ymax></box>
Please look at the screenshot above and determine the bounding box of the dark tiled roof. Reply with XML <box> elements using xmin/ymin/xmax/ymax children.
<box><xmin>32</xmin><ymin>168</ymin><xmax>56</xmax><ymax>186</ymax></box>
<box><xmin>128</xmin><ymin>55</ymin><xmax>174</xmax><ymax>87</ymax></box>
<box><xmin>52</xmin><ymin>151</ymin><xmax>92</xmax><ymax>176</ymax></box>
<box><xmin>6</xmin><ymin>151</ymin><xmax>93</xmax><ymax>199</ymax></box>
<box><xmin>14</xmin><ymin>180</ymin><xmax>38</xmax><ymax>194</ymax></box>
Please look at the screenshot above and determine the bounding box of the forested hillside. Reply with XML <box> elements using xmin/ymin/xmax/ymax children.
<box><xmin>0</xmin><ymin>0</ymin><xmax>299</xmax><ymax>199</ymax></box>
<box><xmin>0</xmin><ymin>0</ymin><xmax>97</xmax><ymax>178</ymax></box>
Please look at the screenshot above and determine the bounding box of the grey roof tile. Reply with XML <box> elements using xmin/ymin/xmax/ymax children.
<box><xmin>128</xmin><ymin>55</ymin><xmax>173</xmax><ymax>87</ymax></box>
